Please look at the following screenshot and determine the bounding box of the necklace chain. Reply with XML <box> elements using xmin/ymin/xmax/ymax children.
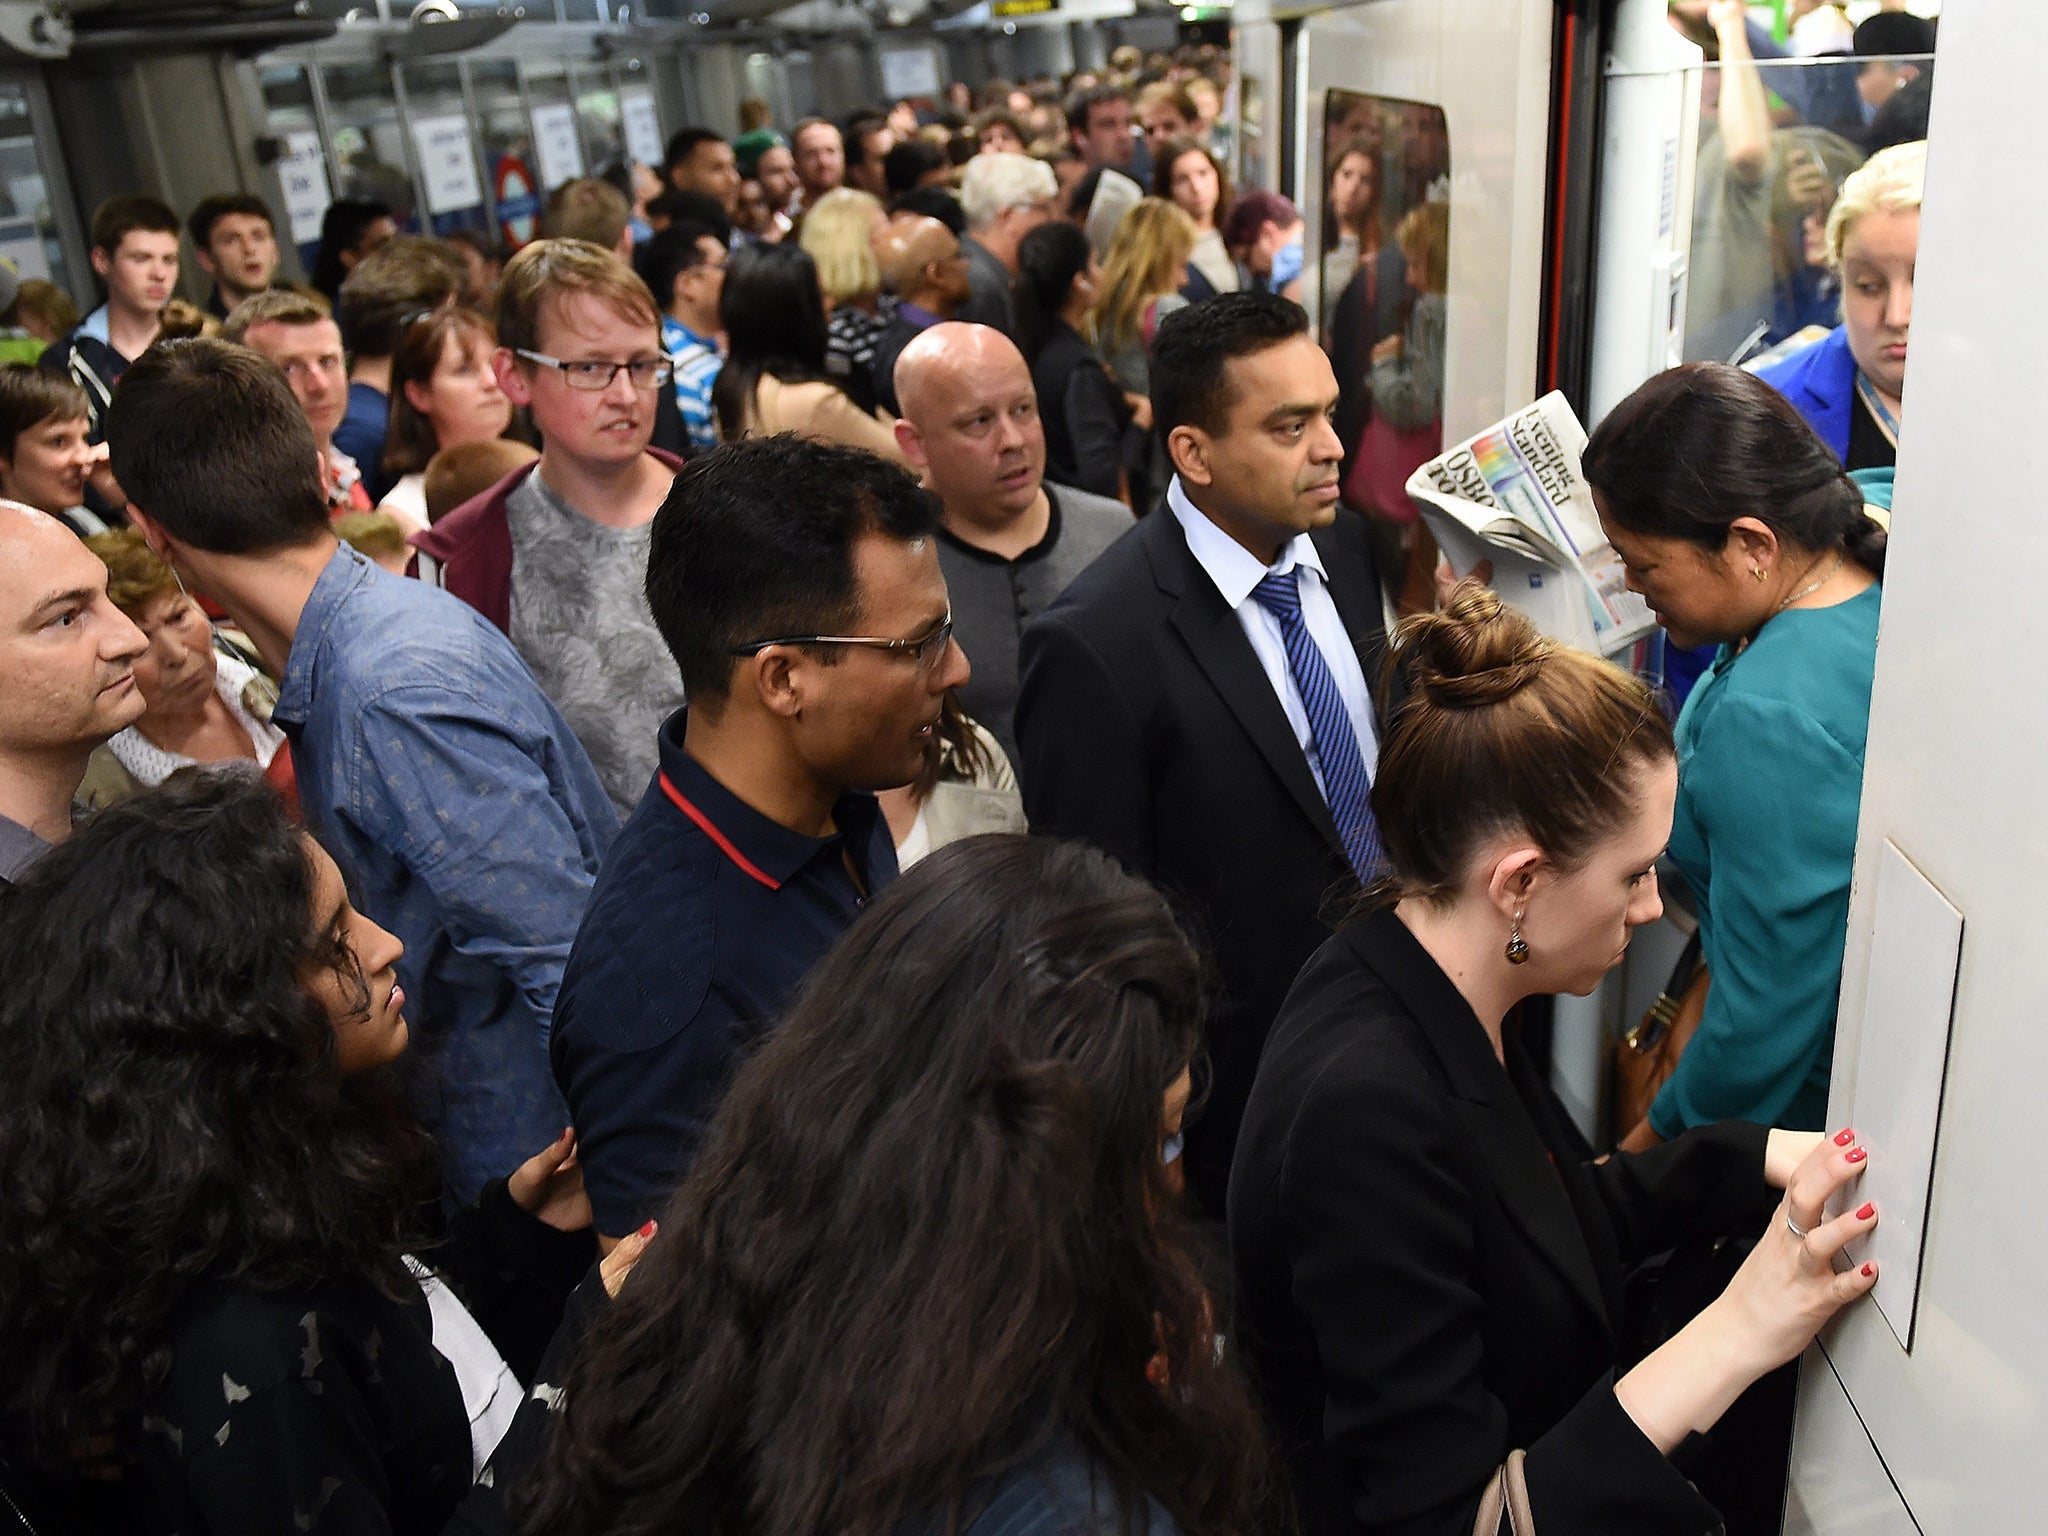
<box><xmin>1774</xmin><ymin>549</ymin><xmax>1845</xmax><ymax>614</ymax></box>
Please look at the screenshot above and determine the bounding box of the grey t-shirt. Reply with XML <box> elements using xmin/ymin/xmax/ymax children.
<box><xmin>506</xmin><ymin>468</ymin><xmax>686</xmax><ymax>818</ymax></box>
<box><xmin>937</xmin><ymin>482</ymin><xmax>1132</xmax><ymax>771</ymax></box>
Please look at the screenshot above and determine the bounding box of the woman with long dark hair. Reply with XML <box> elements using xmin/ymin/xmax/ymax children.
<box><xmin>1013</xmin><ymin>220</ymin><xmax>1130</xmax><ymax>503</ymax></box>
<box><xmin>0</xmin><ymin>773</ymin><xmax>610</xmax><ymax>1533</ymax></box>
<box><xmin>520</xmin><ymin>835</ymin><xmax>1282</xmax><ymax>1536</ymax></box>
<box><xmin>712</xmin><ymin>239</ymin><xmax>906</xmax><ymax>462</ymax></box>
<box><xmin>1153</xmin><ymin>138</ymin><xmax>1238</xmax><ymax>299</ymax></box>
<box><xmin>1583</xmin><ymin>361</ymin><xmax>1886</xmax><ymax>1153</ymax></box>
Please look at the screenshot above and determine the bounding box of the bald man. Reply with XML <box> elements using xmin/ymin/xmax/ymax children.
<box><xmin>0</xmin><ymin>502</ymin><xmax>147</xmax><ymax>881</ymax></box>
<box><xmin>893</xmin><ymin>322</ymin><xmax>1130</xmax><ymax>766</ymax></box>
<box><xmin>869</xmin><ymin>213</ymin><xmax>973</xmax><ymax>418</ymax></box>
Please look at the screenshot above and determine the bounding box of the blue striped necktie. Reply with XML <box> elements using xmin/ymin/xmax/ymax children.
<box><xmin>1250</xmin><ymin>568</ymin><xmax>1383</xmax><ymax>878</ymax></box>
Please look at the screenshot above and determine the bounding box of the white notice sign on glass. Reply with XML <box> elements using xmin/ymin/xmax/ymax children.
<box><xmin>277</xmin><ymin>130</ymin><xmax>333</xmax><ymax>245</ymax></box>
<box><xmin>621</xmin><ymin>90</ymin><xmax>663</xmax><ymax>170</ymax></box>
<box><xmin>878</xmin><ymin>47</ymin><xmax>941</xmax><ymax>101</ymax></box>
<box><xmin>412</xmin><ymin>114</ymin><xmax>482</xmax><ymax>215</ymax></box>
<box><xmin>531</xmin><ymin>102</ymin><xmax>585</xmax><ymax>190</ymax></box>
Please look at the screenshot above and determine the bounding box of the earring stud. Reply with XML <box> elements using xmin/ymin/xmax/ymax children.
<box><xmin>1505</xmin><ymin>908</ymin><xmax>1530</xmax><ymax>966</ymax></box>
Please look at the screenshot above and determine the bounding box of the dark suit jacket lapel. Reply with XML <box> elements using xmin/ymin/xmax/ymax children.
<box><xmin>1343</xmin><ymin>912</ymin><xmax>1614</xmax><ymax>1339</ymax></box>
<box><xmin>1145</xmin><ymin>510</ymin><xmax>1344</xmax><ymax>851</ymax></box>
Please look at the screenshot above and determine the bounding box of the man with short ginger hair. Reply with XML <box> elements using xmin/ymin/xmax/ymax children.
<box><xmin>414</xmin><ymin>238</ymin><xmax>685</xmax><ymax>816</ymax></box>
<box><xmin>227</xmin><ymin>290</ymin><xmax>368</xmax><ymax>513</ymax></box>
<box><xmin>0</xmin><ymin>501</ymin><xmax>147</xmax><ymax>883</ymax></box>
<box><xmin>892</xmin><ymin>321</ymin><xmax>1129</xmax><ymax>766</ymax></box>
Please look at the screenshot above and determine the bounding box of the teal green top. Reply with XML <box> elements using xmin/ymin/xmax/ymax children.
<box><xmin>1650</xmin><ymin>582</ymin><xmax>1881</xmax><ymax>1138</ymax></box>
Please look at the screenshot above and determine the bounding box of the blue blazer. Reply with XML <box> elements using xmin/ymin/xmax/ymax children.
<box><xmin>1756</xmin><ymin>324</ymin><xmax>1857</xmax><ymax>462</ymax></box>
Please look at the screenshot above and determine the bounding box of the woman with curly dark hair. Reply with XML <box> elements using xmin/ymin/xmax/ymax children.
<box><xmin>0</xmin><ymin>772</ymin><xmax>611</xmax><ymax>1534</ymax></box>
<box><xmin>518</xmin><ymin>834</ymin><xmax>1283</xmax><ymax>1536</ymax></box>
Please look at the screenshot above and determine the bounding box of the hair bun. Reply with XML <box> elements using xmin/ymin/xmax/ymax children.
<box><xmin>1397</xmin><ymin>583</ymin><xmax>1552</xmax><ymax>709</ymax></box>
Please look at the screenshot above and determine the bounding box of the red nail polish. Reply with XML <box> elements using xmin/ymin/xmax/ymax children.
<box><xmin>1861</xmin><ymin>1263</ymin><xmax>1875</xmax><ymax>1278</ymax></box>
<box><xmin>1833</xmin><ymin>1128</ymin><xmax>1856</xmax><ymax>1146</ymax></box>
<box><xmin>1846</xmin><ymin>1146</ymin><xmax>1867</xmax><ymax>1164</ymax></box>
<box><xmin>637</xmin><ymin>1220</ymin><xmax>657</xmax><ymax>1239</ymax></box>
<box><xmin>1856</xmin><ymin>1202</ymin><xmax>1875</xmax><ymax>1220</ymax></box>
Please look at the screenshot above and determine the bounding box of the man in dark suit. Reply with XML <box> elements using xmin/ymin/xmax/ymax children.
<box><xmin>1014</xmin><ymin>290</ymin><xmax>1391</xmax><ymax>1216</ymax></box>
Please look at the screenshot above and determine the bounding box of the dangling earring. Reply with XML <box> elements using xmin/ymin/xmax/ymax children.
<box><xmin>1751</xmin><ymin>565</ymin><xmax>1768</xmax><ymax>582</ymax></box>
<box><xmin>1505</xmin><ymin>908</ymin><xmax>1530</xmax><ymax>966</ymax></box>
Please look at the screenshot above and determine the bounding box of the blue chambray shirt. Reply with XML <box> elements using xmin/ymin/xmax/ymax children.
<box><xmin>272</xmin><ymin>544</ymin><xmax>621</xmax><ymax>1202</ymax></box>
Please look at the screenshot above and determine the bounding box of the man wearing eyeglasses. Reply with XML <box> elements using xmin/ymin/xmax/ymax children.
<box><xmin>550</xmin><ymin>436</ymin><xmax>970</xmax><ymax>1244</ymax></box>
<box><xmin>414</xmin><ymin>238</ymin><xmax>686</xmax><ymax>818</ymax></box>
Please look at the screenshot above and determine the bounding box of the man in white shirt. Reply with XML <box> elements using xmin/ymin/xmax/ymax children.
<box><xmin>1014</xmin><ymin>291</ymin><xmax>1392</xmax><ymax>1215</ymax></box>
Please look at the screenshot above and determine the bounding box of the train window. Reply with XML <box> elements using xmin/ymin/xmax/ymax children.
<box><xmin>471</xmin><ymin>59</ymin><xmax>541</xmax><ymax>251</ymax></box>
<box><xmin>258</xmin><ymin>64</ymin><xmax>332</xmax><ymax>272</ymax></box>
<box><xmin>1681</xmin><ymin>47</ymin><xmax>1934</xmax><ymax>369</ymax></box>
<box><xmin>1320</xmin><ymin>90</ymin><xmax>1450</xmax><ymax>614</ymax></box>
<box><xmin>0</xmin><ymin>82</ymin><xmax>73</xmax><ymax>302</ymax></box>
<box><xmin>322</xmin><ymin>61</ymin><xmax>417</xmax><ymax>232</ymax></box>
<box><xmin>572</xmin><ymin>64</ymin><xmax>625</xmax><ymax>174</ymax></box>
<box><xmin>521</xmin><ymin>59</ymin><xmax>584</xmax><ymax>195</ymax></box>
<box><xmin>402</xmin><ymin>60</ymin><xmax>490</xmax><ymax>240</ymax></box>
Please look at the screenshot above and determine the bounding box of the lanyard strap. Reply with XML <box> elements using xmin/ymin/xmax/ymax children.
<box><xmin>1855</xmin><ymin>371</ymin><xmax>1901</xmax><ymax>450</ymax></box>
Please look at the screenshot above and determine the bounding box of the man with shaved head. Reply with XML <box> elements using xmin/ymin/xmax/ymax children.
<box><xmin>868</xmin><ymin>213</ymin><xmax>973</xmax><ymax>418</ymax></box>
<box><xmin>0</xmin><ymin>501</ymin><xmax>147</xmax><ymax>881</ymax></box>
<box><xmin>892</xmin><ymin>321</ymin><xmax>1129</xmax><ymax>765</ymax></box>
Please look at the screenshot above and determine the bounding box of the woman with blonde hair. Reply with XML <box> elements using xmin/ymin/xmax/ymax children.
<box><xmin>1757</xmin><ymin>139</ymin><xmax>1924</xmax><ymax>470</ymax></box>
<box><xmin>799</xmin><ymin>185</ymin><xmax>892</xmax><ymax>416</ymax></box>
<box><xmin>1093</xmin><ymin>197</ymin><xmax>1197</xmax><ymax>511</ymax></box>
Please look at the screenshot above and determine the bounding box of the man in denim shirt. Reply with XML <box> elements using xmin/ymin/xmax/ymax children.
<box><xmin>110</xmin><ymin>338</ymin><xmax>619</xmax><ymax>1205</ymax></box>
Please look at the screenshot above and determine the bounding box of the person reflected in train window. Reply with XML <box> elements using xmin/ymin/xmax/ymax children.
<box><xmin>413</xmin><ymin>239</ymin><xmax>684</xmax><ymax>819</ymax></box>
<box><xmin>0</xmin><ymin>502</ymin><xmax>145</xmax><ymax>884</ymax></box>
<box><xmin>663</xmin><ymin>127</ymin><xmax>742</xmax><ymax>218</ymax></box>
<box><xmin>108</xmin><ymin>339</ymin><xmax>618</xmax><ymax>1204</ymax></box>
<box><xmin>541</xmin><ymin>176</ymin><xmax>636</xmax><ymax>261</ymax></box>
<box><xmin>308</xmin><ymin>196</ymin><xmax>395</xmax><ymax>305</ymax></box>
<box><xmin>0</xmin><ymin>366</ymin><xmax>119</xmax><ymax>536</ymax></box>
<box><xmin>843</xmin><ymin>110</ymin><xmax>897</xmax><ymax>200</ymax></box>
<box><xmin>1851</xmin><ymin>10</ymin><xmax>1934</xmax><ymax>119</ymax></box>
<box><xmin>1757</xmin><ymin>140</ymin><xmax>1922</xmax><ymax>472</ymax></box>
<box><xmin>1154</xmin><ymin>137</ymin><xmax>1238</xmax><ymax>299</ymax></box>
<box><xmin>1230</xmin><ymin>583</ymin><xmax>1882</xmax><ymax>1536</ymax></box>
<box><xmin>1016</xmin><ymin>292</ymin><xmax>1393</xmax><ymax>1216</ymax></box>
<box><xmin>1069</xmin><ymin>84</ymin><xmax>1137</xmax><ymax>170</ymax></box>
<box><xmin>73</xmin><ymin>526</ymin><xmax>295</xmax><ymax>813</ymax></box>
<box><xmin>375</xmin><ymin>306</ymin><xmax>515</xmax><ymax>536</ymax></box>
<box><xmin>550</xmin><ymin>438</ymin><xmax>967</xmax><ymax>1241</ymax></box>
<box><xmin>800</xmin><ymin>186</ymin><xmax>892</xmax><ymax>416</ymax></box>
<box><xmin>957</xmin><ymin>150</ymin><xmax>1060</xmax><ymax>338</ymax></box>
<box><xmin>791</xmin><ymin>116</ymin><xmax>848</xmax><ymax>214</ymax></box>
<box><xmin>869</xmin><ymin>213</ymin><xmax>973</xmax><ymax>417</ymax></box>
<box><xmin>40</xmin><ymin>194</ymin><xmax>180</xmax><ymax>442</ymax></box>
<box><xmin>1012</xmin><ymin>219</ymin><xmax>1129</xmax><ymax>503</ymax></box>
<box><xmin>893</xmin><ymin>321</ymin><xmax>1130</xmax><ymax>767</ymax></box>
<box><xmin>642</xmin><ymin>221</ymin><xmax>730</xmax><ymax>455</ymax></box>
<box><xmin>186</xmin><ymin>191</ymin><xmax>281</xmax><ymax>320</ymax></box>
<box><xmin>1584</xmin><ymin>363</ymin><xmax>1884</xmax><ymax>1152</ymax></box>
<box><xmin>225</xmin><ymin>288</ymin><xmax>371</xmax><ymax>514</ymax></box>
<box><xmin>334</xmin><ymin>234</ymin><xmax>467</xmax><ymax>502</ymax></box>
<box><xmin>0</xmin><ymin>772</ymin><xmax>612</xmax><ymax>1535</ymax></box>
<box><xmin>1319</xmin><ymin>138</ymin><xmax>1388</xmax><ymax>336</ymax></box>
<box><xmin>1221</xmin><ymin>189</ymin><xmax>1306</xmax><ymax>304</ymax></box>
<box><xmin>715</xmin><ymin>240</ymin><xmax>908</xmax><ymax>463</ymax></box>
<box><xmin>523</xmin><ymin>836</ymin><xmax>1282</xmax><ymax>1536</ymax></box>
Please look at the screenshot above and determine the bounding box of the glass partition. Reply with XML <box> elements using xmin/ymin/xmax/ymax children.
<box><xmin>401</xmin><ymin>60</ymin><xmax>489</xmax><ymax>240</ymax></box>
<box><xmin>1320</xmin><ymin>89</ymin><xmax>1450</xmax><ymax>613</ymax></box>
<box><xmin>258</xmin><ymin>65</ymin><xmax>331</xmax><ymax>271</ymax></box>
<box><xmin>322</xmin><ymin>61</ymin><xmax>417</xmax><ymax>230</ymax></box>
<box><xmin>572</xmin><ymin>63</ymin><xmax>625</xmax><ymax>174</ymax></box>
<box><xmin>471</xmin><ymin>58</ymin><xmax>538</xmax><ymax>250</ymax></box>
<box><xmin>0</xmin><ymin>82</ymin><xmax>71</xmax><ymax>297</ymax></box>
<box><xmin>522</xmin><ymin>58</ymin><xmax>586</xmax><ymax>193</ymax></box>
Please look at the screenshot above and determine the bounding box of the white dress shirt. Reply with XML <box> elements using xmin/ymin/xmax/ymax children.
<box><xmin>1167</xmin><ymin>477</ymin><xmax>1379</xmax><ymax>797</ymax></box>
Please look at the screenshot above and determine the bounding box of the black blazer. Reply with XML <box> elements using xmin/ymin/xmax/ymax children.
<box><xmin>1014</xmin><ymin>500</ymin><xmax>1391</xmax><ymax>1215</ymax></box>
<box><xmin>1228</xmin><ymin>909</ymin><xmax>1778</xmax><ymax>1536</ymax></box>
<box><xmin>1029</xmin><ymin>322</ymin><xmax>1131</xmax><ymax>501</ymax></box>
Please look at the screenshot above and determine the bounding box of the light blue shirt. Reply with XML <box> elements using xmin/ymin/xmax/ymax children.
<box><xmin>661</xmin><ymin>313</ymin><xmax>723</xmax><ymax>452</ymax></box>
<box><xmin>1166</xmin><ymin>476</ymin><xmax>1378</xmax><ymax>795</ymax></box>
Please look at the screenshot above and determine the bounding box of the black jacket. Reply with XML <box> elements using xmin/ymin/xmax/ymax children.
<box><xmin>1228</xmin><ymin>909</ymin><xmax>1778</xmax><ymax>1536</ymax></box>
<box><xmin>1014</xmin><ymin>501</ymin><xmax>1390</xmax><ymax>1214</ymax></box>
<box><xmin>39</xmin><ymin>327</ymin><xmax>127</xmax><ymax>442</ymax></box>
<box><xmin>1028</xmin><ymin>322</ymin><xmax>1130</xmax><ymax>501</ymax></box>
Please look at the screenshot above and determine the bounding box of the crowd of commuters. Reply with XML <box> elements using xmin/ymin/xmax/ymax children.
<box><xmin>0</xmin><ymin>23</ymin><xmax>1921</xmax><ymax>1536</ymax></box>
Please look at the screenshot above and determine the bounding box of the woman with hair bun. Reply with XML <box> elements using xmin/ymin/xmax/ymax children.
<box><xmin>1583</xmin><ymin>361</ymin><xmax>1883</xmax><ymax>1153</ymax></box>
<box><xmin>1230</xmin><ymin>585</ymin><xmax>1881</xmax><ymax>1536</ymax></box>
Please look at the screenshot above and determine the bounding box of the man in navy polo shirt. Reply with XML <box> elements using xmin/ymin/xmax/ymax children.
<box><xmin>551</xmin><ymin>435</ymin><xmax>970</xmax><ymax>1240</ymax></box>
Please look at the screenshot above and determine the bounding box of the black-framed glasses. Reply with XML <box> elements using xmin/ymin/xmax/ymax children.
<box><xmin>731</xmin><ymin>611</ymin><xmax>955</xmax><ymax>671</ymax></box>
<box><xmin>513</xmin><ymin>347</ymin><xmax>674</xmax><ymax>391</ymax></box>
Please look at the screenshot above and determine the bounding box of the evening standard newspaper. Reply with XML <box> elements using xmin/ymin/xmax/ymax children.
<box><xmin>1404</xmin><ymin>392</ymin><xmax>1656</xmax><ymax>656</ymax></box>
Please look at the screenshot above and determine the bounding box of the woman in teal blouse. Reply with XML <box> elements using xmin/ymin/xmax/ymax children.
<box><xmin>1582</xmin><ymin>362</ymin><xmax>1888</xmax><ymax>1148</ymax></box>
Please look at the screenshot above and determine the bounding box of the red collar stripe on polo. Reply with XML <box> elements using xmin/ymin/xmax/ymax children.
<box><xmin>659</xmin><ymin>772</ymin><xmax>781</xmax><ymax>892</ymax></box>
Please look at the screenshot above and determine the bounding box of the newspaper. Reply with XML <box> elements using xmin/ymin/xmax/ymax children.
<box><xmin>1404</xmin><ymin>392</ymin><xmax>1656</xmax><ymax>655</ymax></box>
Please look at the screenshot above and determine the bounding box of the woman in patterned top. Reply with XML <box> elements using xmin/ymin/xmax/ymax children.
<box><xmin>0</xmin><ymin>773</ymin><xmax>609</xmax><ymax>1533</ymax></box>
